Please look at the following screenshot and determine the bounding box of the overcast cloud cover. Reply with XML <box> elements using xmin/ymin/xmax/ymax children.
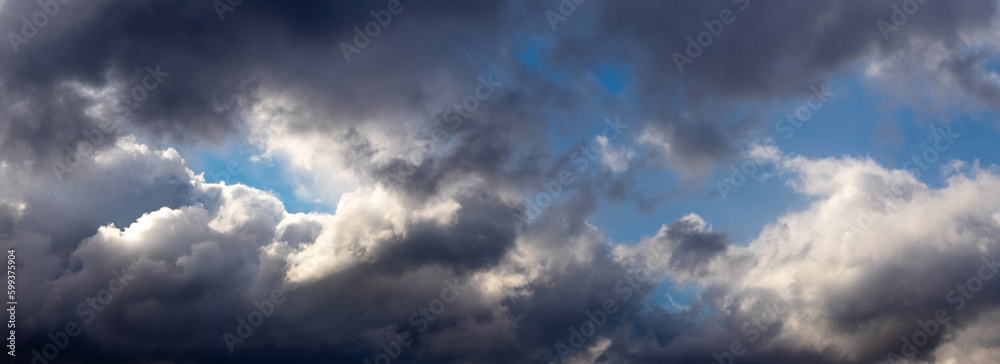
<box><xmin>3</xmin><ymin>0</ymin><xmax>1000</xmax><ymax>363</ymax></box>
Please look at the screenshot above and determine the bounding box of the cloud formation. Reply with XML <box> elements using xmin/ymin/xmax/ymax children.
<box><xmin>3</xmin><ymin>1</ymin><xmax>1000</xmax><ymax>363</ymax></box>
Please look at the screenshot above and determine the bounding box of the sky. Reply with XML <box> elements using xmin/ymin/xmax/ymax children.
<box><xmin>3</xmin><ymin>1</ymin><xmax>1000</xmax><ymax>363</ymax></box>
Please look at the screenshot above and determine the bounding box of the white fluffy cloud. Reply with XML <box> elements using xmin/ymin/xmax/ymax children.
<box><xmin>281</xmin><ymin>185</ymin><xmax>462</xmax><ymax>283</ymax></box>
<box><xmin>687</xmin><ymin>152</ymin><xmax>1000</xmax><ymax>363</ymax></box>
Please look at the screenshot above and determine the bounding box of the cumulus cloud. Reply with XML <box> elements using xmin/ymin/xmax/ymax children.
<box><xmin>10</xmin><ymin>129</ymin><xmax>1000</xmax><ymax>363</ymax></box>
<box><xmin>4</xmin><ymin>1</ymin><xmax>1000</xmax><ymax>363</ymax></box>
<box><xmin>681</xmin><ymin>153</ymin><xmax>1000</xmax><ymax>363</ymax></box>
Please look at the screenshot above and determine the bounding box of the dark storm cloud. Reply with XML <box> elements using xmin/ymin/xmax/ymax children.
<box><xmin>3</xmin><ymin>0</ymin><xmax>993</xmax><ymax>184</ymax></box>
<box><xmin>663</xmin><ymin>217</ymin><xmax>728</xmax><ymax>274</ymax></box>
<box><xmin>593</xmin><ymin>0</ymin><xmax>997</xmax><ymax>98</ymax></box>
<box><xmin>944</xmin><ymin>52</ymin><xmax>1000</xmax><ymax>106</ymax></box>
<box><xmin>0</xmin><ymin>0</ymin><xmax>516</xmax><ymax>173</ymax></box>
<box><xmin>573</xmin><ymin>0</ymin><xmax>999</xmax><ymax>175</ymax></box>
<box><xmin>375</xmin><ymin>194</ymin><xmax>519</xmax><ymax>275</ymax></box>
<box><xmin>1</xmin><ymin>0</ymin><xmax>996</xmax><ymax>182</ymax></box>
